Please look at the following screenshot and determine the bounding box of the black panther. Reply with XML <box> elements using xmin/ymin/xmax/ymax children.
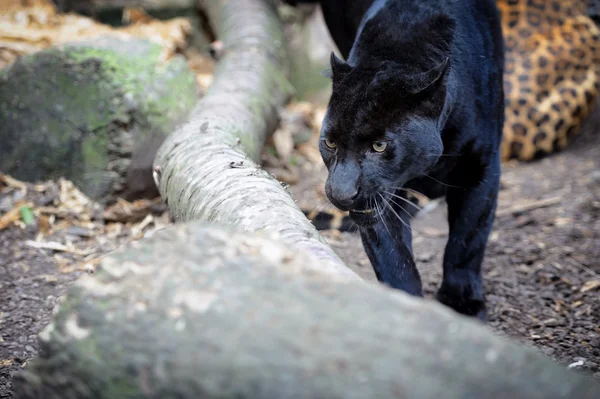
<box><xmin>285</xmin><ymin>0</ymin><xmax>505</xmax><ymax>321</ymax></box>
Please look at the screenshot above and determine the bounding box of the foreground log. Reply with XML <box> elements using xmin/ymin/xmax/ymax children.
<box><xmin>153</xmin><ymin>0</ymin><xmax>355</xmax><ymax>278</ymax></box>
<box><xmin>12</xmin><ymin>223</ymin><xmax>600</xmax><ymax>398</ymax></box>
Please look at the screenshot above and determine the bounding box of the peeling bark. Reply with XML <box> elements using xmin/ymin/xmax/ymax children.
<box><xmin>153</xmin><ymin>0</ymin><xmax>356</xmax><ymax>279</ymax></box>
<box><xmin>12</xmin><ymin>223</ymin><xmax>600</xmax><ymax>399</ymax></box>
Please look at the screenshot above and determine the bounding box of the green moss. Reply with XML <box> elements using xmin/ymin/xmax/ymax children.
<box><xmin>104</xmin><ymin>377</ymin><xmax>141</xmax><ymax>399</ymax></box>
<box><xmin>74</xmin><ymin>334</ymin><xmax>103</xmax><ymax>365</ymax></box>
<box><xmin>64</xmin><ymin>40</ymin><xmax>196</xmax><ymax>133</ymax></box>
<box><xmin>81</xmin><ymin>133</ymin><xmax>110</xmax><ymax>192</ymax></box>
<box><xmin>0</xmin><ymin>37</ymin><xmax>197</xmax><ymax>200</ymax></box>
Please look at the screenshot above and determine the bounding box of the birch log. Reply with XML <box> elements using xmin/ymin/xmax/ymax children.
<box><xmin>12</xmin><ymin>223</ymin><xmax>600</xmax><ymax>399</ymax></box>
<box><xmin>152</xmin><ymin>0</ymin><xmax>356</xmax><ymax>279</ymax></box>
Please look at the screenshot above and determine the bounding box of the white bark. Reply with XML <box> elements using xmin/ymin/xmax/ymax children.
<box><xmin>153</xmin><ymin>0</ymin><xmax>357</xmax><ymax>280</ymax></box>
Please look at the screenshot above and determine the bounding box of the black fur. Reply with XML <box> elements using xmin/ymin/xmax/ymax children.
<box><xmin>288</xmin><ymin>0</ymin><xmax>505</xmax><ymax>321</ymax></box>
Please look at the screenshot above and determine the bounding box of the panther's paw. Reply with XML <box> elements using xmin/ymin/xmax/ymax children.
<box><xmin>436</xmin><ymin>289</ymin><xmax>488</xmax><ymax>322</ymax></box>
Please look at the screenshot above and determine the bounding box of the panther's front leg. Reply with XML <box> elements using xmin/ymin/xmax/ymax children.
<box><xmin>360</xmin><ymin>203</ymin><xmax>423</xmax><ymax>297</ymax></box>
<box><xmin>436</xmin><ymin>151</ymin><xmax>501</xmax><ymax>321</ymax></box>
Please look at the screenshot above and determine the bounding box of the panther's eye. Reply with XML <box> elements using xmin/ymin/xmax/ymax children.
<box><xmin>372</xmin><ymin>141</ymin><xmax>388</xmax><ymax>152</ymax></box>
<box><xmin>324</xmin><ymin>138</ymin><xmax>337</xmax><ymax>149</ymax></box>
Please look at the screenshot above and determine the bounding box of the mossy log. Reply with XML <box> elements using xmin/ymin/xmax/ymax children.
<box><xmin>153</xmin><ymin>0</ymin><xmax>355</xmax><ymax>278</ymax></box>
<box><xmin>12</xmin><ymin>222</ymin><xmax>600</xmax><ymax>399</ymax></box>
<box><xmin>0</xmin><ymin>37</ymin><xmax>197</xmax><ymax>202</ymax></box>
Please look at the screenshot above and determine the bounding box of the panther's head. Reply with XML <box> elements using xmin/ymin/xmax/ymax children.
<box><xmin>319</xmin><ymin>52</ymin><xmax>449</xmax><ymax>226</ymax></box>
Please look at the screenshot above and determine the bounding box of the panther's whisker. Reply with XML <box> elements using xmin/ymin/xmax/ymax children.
<box><xmin>391</xmin><ymin>187</ymin><xmax>429</xmax><ymax>199</ymax></box>
<box><xmin>305</xmin><ymin>198</ymin><xmax>333</xmax><ymax>216</ymax></box>
<box><xmin>379</xmin><ymin>193</ymin><xmax>410</xmax><ymax>231</ymax></box>
<box><xmin>384</xmin><ymin>191</ymin><xmax>423</xmax><ymax>212</ymax></box>
<box><xmin>375</xmin><ymin>199</ymin><xmax>394</xmax><ymax>239</ymax></box>
<box><xmin>421</xmin><ymin>173</ymin><xmax>465</xmax><ymax>190</ymax></box>
<box><xmin>386</xmin><ymin>196</ymin><xmax>416</xmax><ymax>220</ymax></box>
<box><xmin>375</xmin><ymin>195</ymin><xmax>393</xmax><ymax>239</ymax></box>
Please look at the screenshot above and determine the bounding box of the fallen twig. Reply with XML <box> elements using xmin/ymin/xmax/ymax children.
<box><xmin>0</xmin><ymin>173</ymin><xmax>28</xmax><ymax>193</ymax></box>
<box><xmin>496</xmin><ymin>196</ymin><xmax>562</xmax><ymax>218</ymax></box>
<box><xmin>25</xmin><ymin>240</ymin><xmax>94</xmax><ymax>256</ymax></box>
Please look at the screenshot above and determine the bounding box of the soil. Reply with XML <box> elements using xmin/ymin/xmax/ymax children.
<box><xmin>1</xmin><ymin>120</ymin><xmax>600</xmax><ymax>397</ymax></box>
<box><xmin>0</xmin><ymin>182</ymin><xmax>169</xmax><ymax>398</ymax></box>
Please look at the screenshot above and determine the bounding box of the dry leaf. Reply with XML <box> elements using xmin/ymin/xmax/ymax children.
<box><xmin>287</xmin><ymin>101</ymin><xmax>315</xmax><ymax>119</ymax></box>
<box><xmin>311</xmin><ymin>106</ymin><xmax>327</xmax><ymax>134</ymax></box>
<box><xmin>122</xmin><ymin>7</ymin><xmax>153</xmax><ymax>24</ymax></box>
<box><xmin>421</xmin><ymin>227</ymin><xmax>447</xmax><ymax>238</ymax></box>
<box><xmin>0</xmin><ymin>0</ymin><xmax>194</xmax><ymax>68</ymax></box>
<box><xmin>131</xmin><ymin>214</ymin><xmax>154</xmax><ymax>238</ymax></box>
<box><xmin>37</xmin><ymin>213</ymin><xmax>52</xmax><ymax>234</ymax></box>
<box><xmin>296</xmin><ymin>143</ymin><xmax>323</xmax><ymax>165</ymax></box>
<box><xmin>580</xmin><ymin>280</ymin><xmax>600</xmax><ymax>293</ymax></box>
<box><xmin>571</xmin><ymin>300</ymin><xmax>584</xmax><ymax>308</ymax></box>
<box><xmin>0</xmin><ymin>201</ymin><xmax>34</xmax><ymax>230</ymax></box>
<box><xmin>196</xmin><ymin>73</ymin><xmax>213</xmax><ymax>90</ymax></box>
<box><xmin>25</xmin><ymin>239</ymin><xmax>93</xmax><ymax>256</ymax></box>
<box><xmin>272</xmin><ymin>126</ymin><xmax>295</xmax><ymax>161</ymax></box>
<box><xmin>0</xmin><ymin>173</ymin><xmax>28</xmax><ymax>193</ymax></box>
<box><xmin>63</xmin><ymin>257</ymin><xmax>102</xmax><ymax>274</ymax></box>
<box><xmin>554</xmin><ymin>299</ymin><xmax>563</xmax><ymax>313</ymax></box>
<box><xmin>103</xmin><ymin>197</ymin><xmax>163</xmax><ymax>223</ymax></box>
<box><xmin>267</xmin><ymin>167</ymin><xmax>299</xmax><ymax>185</ymax></box>
<box><xmin>553</xmin><ymin>217</ymin><xmax>572</xmax><ymax>227</ymax></box>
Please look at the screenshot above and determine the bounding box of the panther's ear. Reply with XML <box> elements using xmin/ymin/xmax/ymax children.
<box><xmin>327</xmin><ymin>51</ymin><xmax>352</xmax><ymax>81</ymax></box>
<box><xmin>367</xmin><ymin>58</ymin><xmax>450</xmax><ymax>103</ymax></box>
<box><xmin>404</xmin><ymin>57</ymin><xmax>450</xmax><ymax>95</ymax></box>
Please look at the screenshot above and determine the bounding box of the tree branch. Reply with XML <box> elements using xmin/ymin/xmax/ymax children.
<box><xmin>153</xmin><ymin>0</ymin><xmax>356</xmax><ymax>279</ymax></box>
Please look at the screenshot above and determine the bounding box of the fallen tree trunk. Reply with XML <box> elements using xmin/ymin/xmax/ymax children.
<box><xmin>0</xmin><ymin>36</ymin><xmax>197</xmax><ymax>203</ymax></box>
<box><xmin>12</xmin><ymin>222</ymin><xmax>600</xmax><ymax>399</ymax></box>
<box><xmin>153</xmin><ymin>0</ymin><xmax>356</xmax><ymax>279</ymax></box>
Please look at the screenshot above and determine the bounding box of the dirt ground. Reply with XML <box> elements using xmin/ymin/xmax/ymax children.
<box><xmin>0</xmin><ymin>182</ymin><xmax>170</xmax><ymax>398</ymax></box>
<box><xmin>1</xmin><ymin>120</ymin><xmax>600</xmax><ymax>397</ymax></box>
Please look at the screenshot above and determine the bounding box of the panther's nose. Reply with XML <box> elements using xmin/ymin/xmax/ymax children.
<box><xmin>326</xmin><ymin>158</ymin><xmax>361</xmax><ymax>210</ymax></box>
<box><xmin>329</xmin><ymin>187</ymin><xmax>358</xmax><ymax>209</ymax></box>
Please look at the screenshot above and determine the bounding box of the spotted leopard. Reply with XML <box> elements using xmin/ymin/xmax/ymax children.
<box><xmin>500</xmin><ymin>0</ymin><xmax>600</xmax><ymax>161</ymax></box>
<box><xmin>300</xmin><ymin>0</ymin><xmax>600</xmax><ymax>231</ymax></box>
